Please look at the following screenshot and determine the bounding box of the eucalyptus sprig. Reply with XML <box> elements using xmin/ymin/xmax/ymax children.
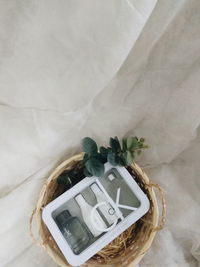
<box><xmin>57</xmin><ymin>136</ymin><xmax>148</xmax><ymax>189</ymax></box>
<box><xmin>82</xmin><ymin>136</ymin><xmax>148</xmax><ymax>177</ymax></box>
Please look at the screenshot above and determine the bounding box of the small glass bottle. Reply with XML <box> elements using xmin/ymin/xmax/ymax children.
<box><xmin>55</xmin><ymin>210</ymin><xmax>90</xmax><ymax>255</ymax></box>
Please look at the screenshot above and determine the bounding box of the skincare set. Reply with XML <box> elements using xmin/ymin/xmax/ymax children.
<box><xmin>42</xmin><ymin>163</ymin><xmax>150</xmax><ymax>266</ymax></box>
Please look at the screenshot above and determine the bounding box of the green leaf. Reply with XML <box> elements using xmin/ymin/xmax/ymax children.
<box><xmin>57</xmin><ymin>173</ymin><xmax>72</xmax><ymax>189</ymax></box>
<box><xmin>83</xmin><ymin>168</ymin><xmax>93</xmax><ymax>177</ymax></box>
<box><xmin>127</xmin><ymin>151</ymin><xmax>133</xmax><ymax>164</ymax></box>
<box><xmin>127</xmin><ymin>136</ymin><xmax>139</xmax><ymax>150</ymax></box>
<box><xmin>66</xmin><ymin>169</ymin><xmax>75</xmax><ymax>179</ymax></box>
<box><xmin>100</xmin><ymin>146</ymin><xmax>107</xmax><ymax>154</ymax></box>
<box><xmin>107</xmin><ymin>151</ymin><xmax>118</xmax><ymax>166</ymax></box>
<box><xmin>85</xmin><ymin>158</ymin><xmax>105</xmax><ymax>177</ymax></box>
<box><xmin>99</xmin><ymin>146</ymin><xmax>108</xmax><ymax>159</ymax></box>
<box><xmin>83</xmin><ymin>153</ymin><xmax>90</xmax><ymax>162</ymax></box>
<box><xmin>117</xmin><ymin>154</ymin><xmax>126</xmax><ymax>166</ymax></box>
<box><xmin>93</xmin><ymin>152</ymin><xmax>107</xmax><ymax>164</ymax></box>
<box><xmin>127</xmin><ymin>137</ymin><xmax>133</xmax><ymax>149</ymax></box>
<box><xmin>114</xmin><ymin>136</ymin><xmax>121</xmax><ymax>150</ymax></box>
<box><xmin>114</xmin><ymin>136</ymin><xmax>120</xmax><ymax>142</ymax></box>
<box><xmin>122</xmin><ymin>151</ymin><xmax>133</xmax><ymax>165</ymax></box>
<box><xmin>82</xmin><ymin>137</ymin><xmax>98</xmax><ymax>155</ymax></box>
<box><xmin>115</xmin><ymin>155</ymin><xmax>125</xmax><ymax>166</ymax></box>
<box><xmin>66</xmin><ymin>168</ymin><xmax>85</xmax><ymax>183</ymax></box>
<box><xmin>122</xmin><ymin>151</ymin><xmax>128</xmax><ymax>165</ymax></box>
<box><xmin>122</xmin><ymin>137</ymin><xmax>127</xmax><ymax>151</ymax></box>
<box><xmin>131</xmin><ymin>137</ymin><xmax>139</xmax><ymax>149</ymax></box>
<box><xmin>110</xmin><ymin>137</ymin><xmax>121</xmax><ymax>153</ymax></box>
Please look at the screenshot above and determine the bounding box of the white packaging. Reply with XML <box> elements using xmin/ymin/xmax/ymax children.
<box><xmin>42</xmin><ymin>163</ymin><xmax>150</xmax><ymax>266</ymax></box>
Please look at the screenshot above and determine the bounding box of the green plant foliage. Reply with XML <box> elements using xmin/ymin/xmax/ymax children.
<box><xmin>82</xmin><ymin>137</ymin><xmax>107</xmax><ymax>177</ymax></box>
<box><xmin>107</xmin><ymin>150</ymin><xmax>118</xmax><ymax>166</ymax></box>
<box><xmin>109</xmin><ymin>137</ymin><xmax>121</xmax><ymax>153</ymax></box>
<box><xmin>127</xmin><ymin>136</ymin><xmax>138</xmax><ymax>150</ymax></box>
<box><xmin>104</xmin><ymin>136</ymin><xmax>148</xmax><ymax>167</ymax></box>
<box><xmin>57</xmin><ymin>173</ymin><xmax>71</xmax><ymax>187</ymax></box>
<box><xmin>83</xmin><ymin>168</ymin><xmax>93</xmax><ymax>177</ymax></box>
<box><xmin>82</xmin><ymin>137</ymin><xmax>98</xmax><ymax>155</ymax></box>
<box><xmin>57</xmin><ymin>135</ymin><xmax>148</xmax><ymax>188</ymax></box>
<box><xmin>122</xmin><ymin>137</ymin><xmax>127</xmax><ymax>151</ymax></box>
<box><xmin>57</xmin><ymin>161</ymin><xmax>85</xmax><ymax>189</ymax></box>
<box><xmin>82</xmin><ymin>135</ymin><xmax>148</xmax><ymax>177</ymax></box>
<box><xmin>85</xmin><ymin>158</ymin><xmax>105</xmax><ymax>177</ymax></box>
<box><xmin>99</xmin><ymin>146</ymin><xmax>108</xmax><ymax>162</ymax></box>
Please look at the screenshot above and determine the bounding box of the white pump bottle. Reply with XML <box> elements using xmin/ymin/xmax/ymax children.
<box><xmin>75</xmin><ymin>194</ymin><xmax>107</xmax><ymax>237</ymax></box>
<box><xmin>90</xmin><ymin>183</ymin><xmax>118</xmax><ymax>225</ymax></box>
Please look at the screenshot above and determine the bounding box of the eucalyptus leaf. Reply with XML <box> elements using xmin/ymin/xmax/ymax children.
<box><xmin>131</xmin><ymin>137</ymin><xmax>139</xmax><ymax>149</ymax></box>
<box><xmin>127</xmin><ymin>137</ymin><xmax>134</xmax><ymax>150</ymax></box>
<box><xmin>99</xmin><ymin>146</ymin><xmax>107</xmax><ymax>154</ymax></box>
<box><xmin>93</xmin><ymin>153</ymin><xmax>107</xmax><ymax>164</ymax></box>
<box><xmin>83</xmin><ymin>168</ymin><xmax>93</xmax><ymax>177</ymax></box>
<box><xmin>127</xmin><ymin>136</ymin><xmax>139</xmax><ymax>150</ymax></box>
<box><xmin>83</xmin><ymin>153</ymin><xmax>90</xmax><ymax>162</ymax></box>
<box><xmin>122</xmin><ymin>137</ymin><xmax>127</xmax><ymax>151</ymax></box>
<box><xmin>115</xmin><ymin>155</ymin><xmax>125</xmax><ymax>166</ymax></box>
<box><xmin>66</xmin><ymin>169</ymin><xmax>74</xmax><ymax>179</ymax></box>
<box><xmin>82</xmin><ymin>137</ymin><xmax>98</xmax><ymax>155</ymax></box>
<box><xmin>114</xmin><ymin>136</ymin><xmax>119</xmax><ymax>141</ymax></box>
<box><xmin>127</xmin><ymin>151</ymin><xmax>133</xmax><ymax>164</ymax></box>
<box><xmin>99</xmin><ymin>146</ymin><xmax>108</xmax><ymax>160</ymax></box>
<box><xmin>118</xmin><ymin>154</ymin><xmax>126</xmax><ymax>166</ymax></box>
<box><xmin>122</xmin><ymin>151</ymin><xmax>128</xmax><ymax>165</ymax></box>
<box><xmin>114</xmin><ymin>136</ymin><xmax>121</xmax><ymax>150</ymax></box>
<box><xmin>57</xmin><ymin>173</ymin><xmax>72</xmax><ymax>189</ymax></box>
<box><xmin>85</xmin><ymin>158</ymin><xmax>105</xmax><ymax>177</ymax></box>
<box><xmin>107</xmin><ymin>151</ymin><xmax>118</xmax><ymax>166</ymax></box>
<box><xmin>110</xmin><ymin>137</ymin><xmax>121</xmax><ymax>152</ymax></box>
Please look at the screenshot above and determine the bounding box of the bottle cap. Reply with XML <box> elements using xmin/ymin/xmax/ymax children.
<box><xmin>55</xmin><ymin>210</ymin><xmax>71</xmax><ymax>226</ymax></box>
<box><xmin>75</xmin><ymin>194</ymin><xmax>84</xmax><ymax>204</ymax></box>
<box><xmin>108</xmin><ymin>173</ymin><xmax>115</xmax><ymax>181</ymax></box>
<box><xmin>90</xmin><ymin>183</ymin><xmax>100</xmax><ymax>193</ymax></box>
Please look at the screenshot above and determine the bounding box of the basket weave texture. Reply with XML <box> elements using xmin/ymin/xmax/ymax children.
<box><xmin>30</xmin><ymin>153</ymin><xmax>166</xmax><ymax>267</ymax></box>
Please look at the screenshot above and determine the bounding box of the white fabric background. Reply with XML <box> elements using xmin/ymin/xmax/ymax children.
<box><xmin>0</xmin><ymin>0</ymin><xmax>200</xmax><ymax>266</ymax></box>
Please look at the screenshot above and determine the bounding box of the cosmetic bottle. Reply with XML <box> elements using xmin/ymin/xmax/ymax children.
<box><xmin>75</xmin><ymin>194</ymin><xmax>107</xmax><ymax>237</ymax></box>
<box><xmin>56</xmin><ymin>210</ymin><xmax>90</xmax><ymax>254</ymax></box>
<box><xmin>90</xmin><ymin>183</ymin><xmax>118</xmax><ymax>225</ymax></box>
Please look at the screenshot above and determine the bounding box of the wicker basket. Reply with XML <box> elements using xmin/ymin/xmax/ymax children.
<box><xmin>30</xmin><ymin>153</ymin><xmax>166</xmax><ymax>267</ymax></box>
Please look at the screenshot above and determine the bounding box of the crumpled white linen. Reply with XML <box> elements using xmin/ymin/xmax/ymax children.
<box><xmin>0</xmin><ymin>0</ymin><xmax>200</xmax><ymax>266</ymax></box>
